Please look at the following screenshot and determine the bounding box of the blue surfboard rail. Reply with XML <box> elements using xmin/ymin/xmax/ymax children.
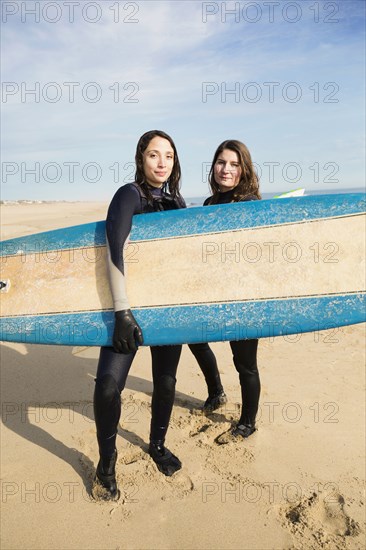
<box><xmin>1</xmin><ymin>293</ymin><xmax>365</xmax><ymax>346</ymax></box>
<box><xmin>1</xmin><ymin>193</ymin><xmax>365</xmax><ymax>257</ymax></box>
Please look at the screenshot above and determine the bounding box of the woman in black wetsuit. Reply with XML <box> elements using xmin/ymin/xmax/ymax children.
<box><xmin>189</xmin><ymin>139</ymin><xmax>262</xmax><ymax>439</ymax></box>
<box><xmin>93</xmin><ymin>130</ymin><xmax>188</xmax><ymax>500</ymax></box>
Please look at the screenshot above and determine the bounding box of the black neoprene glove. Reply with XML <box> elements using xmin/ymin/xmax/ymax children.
<box><xmin>113</xmin><ymin>309</ymin><xmax>143</xmax><ymax>354</ymax></box>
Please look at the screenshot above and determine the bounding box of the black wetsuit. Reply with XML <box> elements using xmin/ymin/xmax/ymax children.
<box><xmin>189</xmin><ymin>189</ymin><xmax>261</xmax><ymax>426</ymax></box>
<box><xmin>94</xmin><ymin>183</ymin><xmax>185</xmax><ymax>459</ymax></box>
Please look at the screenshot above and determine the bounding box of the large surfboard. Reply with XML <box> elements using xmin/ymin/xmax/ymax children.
<box><xmin>1</xmin><ymin>194</ymin><xmax>365</xmax><ymax>346</ymax></box>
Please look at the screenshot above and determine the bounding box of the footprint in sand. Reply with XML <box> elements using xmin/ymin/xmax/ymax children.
<box><xmin>160</xmin><ymin>471</ymin><xmax>195</xmax><ymax>501</ymax></box>
<box><xmin>283</xmin><ymin>490</ymin><xmax>360</xmax><ymax>548</ymax></box>
<box><xmin>119</xmin><ymin>446</ymin><xmax>147</xmax><ymax>465</ymax></box>
<box><xmin>189</xmin><ymin>419</ymin><xmax>231</xmax><ymax>443</ymax></box>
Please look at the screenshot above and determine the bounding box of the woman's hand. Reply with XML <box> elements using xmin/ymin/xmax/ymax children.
<box><xmin>113</xmin><ymin>310</ymin><xmax>143</xmax><ymax>354</ymax></box>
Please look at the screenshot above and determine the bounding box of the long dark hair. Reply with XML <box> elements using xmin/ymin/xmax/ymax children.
<box><xmin>208</xmin><ymin>140</ymin><xmax>261</xmax><ymax>203</ymax></box>
<box><xmin>134</xmin><ymin>130</ymin><xmax>182</xmax><ymax>203</ymax></box>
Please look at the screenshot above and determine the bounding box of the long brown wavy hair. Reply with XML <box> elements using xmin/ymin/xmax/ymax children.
<box><xmin>207</xmin><ymin>140</ymin><xmax>261</xmax><ymax>203</ymax></box>
<box><xmin>134</xmin><ymin>130</ymin><xmax>182</xmax><ymax>203</ymax></box>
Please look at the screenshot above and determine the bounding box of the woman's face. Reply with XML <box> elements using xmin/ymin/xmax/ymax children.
<box><xmin>143</xmin><ymin>136</ymin><xmax>174</xmax><ymax>188</ymax></box>
<box><xmin>214</xmin><ymin>148</ymin><xmax>242</xmax><ymax>192</ymax></box>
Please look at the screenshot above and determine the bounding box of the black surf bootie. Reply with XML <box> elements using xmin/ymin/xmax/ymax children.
<box><xmin>93</xmin><ymin>449</ymin><xmax>120</xmax><ymax>501</ymax></box>
<box><xmin>203</xmin><ymin>389</ymin><xmax>228</xmax><ymax>413</ymax></box>
<box><xmin>149</xmin><ymin>441</ymin><xmax>182</xmax><ymax>477</ymax></box>
<box><xmin>232</xmin><ymin>423</ymin><xmax>256</xmax><ymax>439</ymax></box>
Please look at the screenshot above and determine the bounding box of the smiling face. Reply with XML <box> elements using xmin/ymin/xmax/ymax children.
<box><xmin>142</xmin><ymin>136</ymin><xmax>174</xmax><ymax>188</ymax></box>
<box><xmin>213</xmin><ymin>148</ymin><xmax>242</xmax><ymax>192</ymax></box>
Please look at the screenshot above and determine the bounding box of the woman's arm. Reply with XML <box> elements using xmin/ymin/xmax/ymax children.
<box><xmin>106</xmin><ymin>184</ymin><xmax>141</xmax><ymax>311</ymax></box>
<box><xmin>106</xmin><ymin>184</ymin><xmax>143</xmax><ymax>353</ymax></box>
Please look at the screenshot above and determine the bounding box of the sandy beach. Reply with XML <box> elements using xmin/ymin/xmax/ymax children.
<box><xmin>1</xmin><ymin>202</ymin><xmax>365</xmax><ymax>550</ymax></box>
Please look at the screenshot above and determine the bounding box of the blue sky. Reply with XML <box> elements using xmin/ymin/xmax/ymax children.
<box><xmin>1</xmin><ymin>0</ymin><xmax>365</xmax><ymax>200</ymax></box>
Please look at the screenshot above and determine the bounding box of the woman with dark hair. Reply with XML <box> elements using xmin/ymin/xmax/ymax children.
<box><xmin>189</xmin><ymin>139</ymin><xmax>262</xmax><ymax>438</ymax></box>
<box><xmin>93</xmin><ymin>130</ymin><xmax>187</xmax><ymax>500</ymax></box>
<box><xmin>204</xmin><ymin>139</ymin><xmax>261</xmax><ymax>203</ymax></box>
